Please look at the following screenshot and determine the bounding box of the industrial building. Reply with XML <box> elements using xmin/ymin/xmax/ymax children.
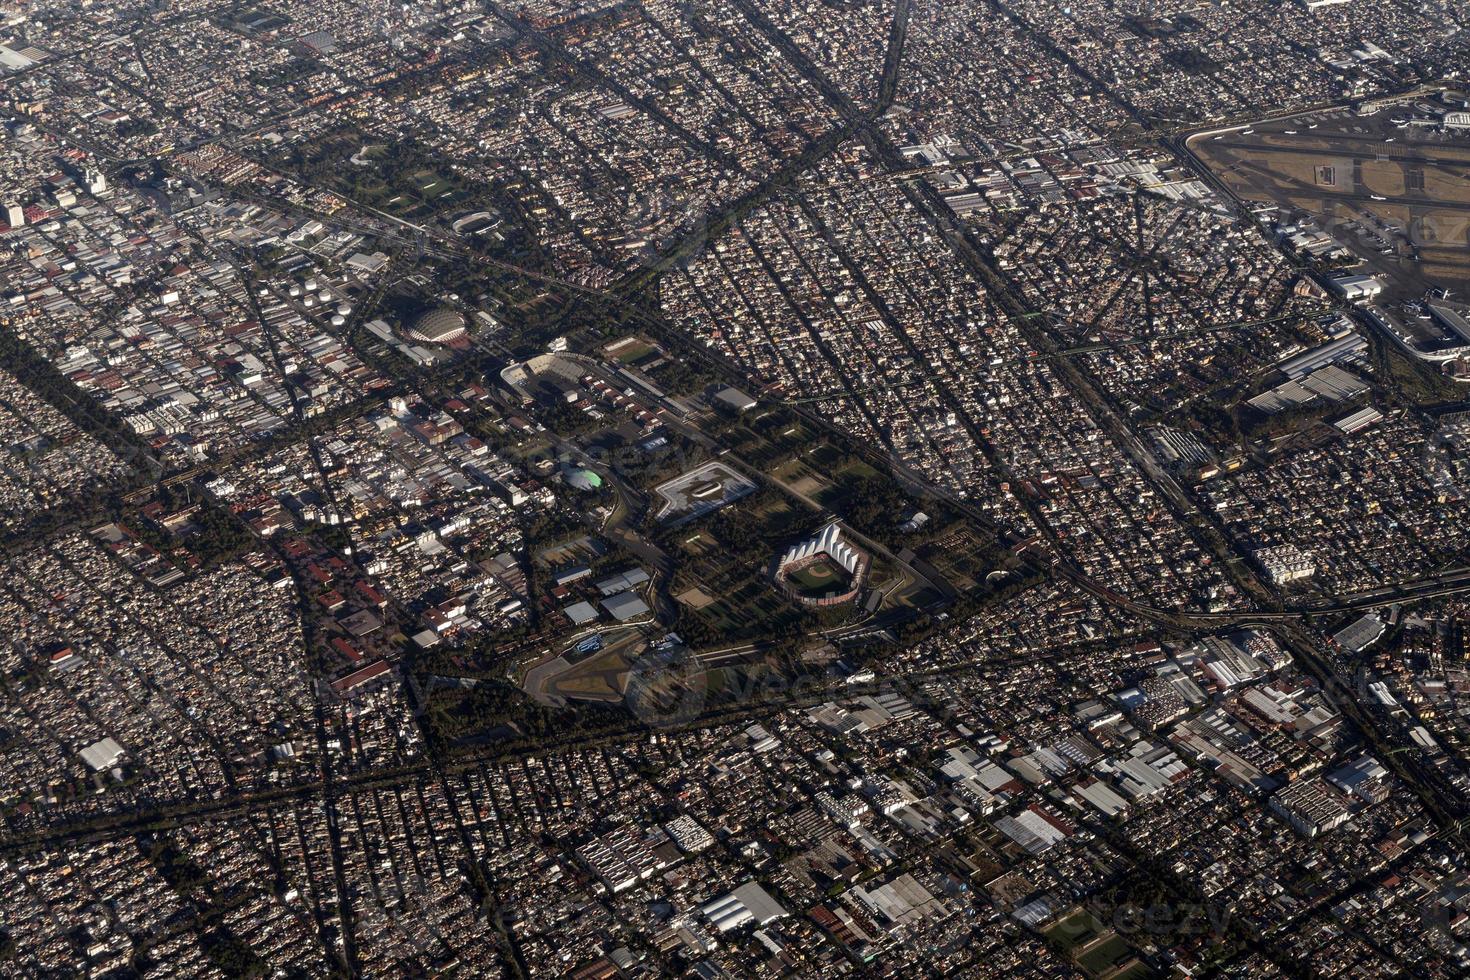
<box><xmin>1276</xmin><ymin>332</ymin><xmax>1368</xmax><ymax>380</ymax></box>
<box><xmin>1326</xmin><ymin>755</ymin><xmax>1391</xmax><ymax>804</ymax></box>
<box><xmin>700</xmin><ymin>881</ymin><xmax>788</xmax><ymax>933</ymax></box>
<box><xmin>1323</xmin><ymin>273</ymin><xmax>1383</xmax><ymax>303</ymax></box>
<box><xmin>1270</xmin><ymin>778</ymin><xmax>1353</xmax><ymax>837</ymax></box>
<box><xmin>1332</xmin><ymin>613</ymin><xmax>1386</xmax><ymax>654</ymax></box>
<box><xmin>600</xmin><ymin>591</ymin><xmax>651</xmax><ymax>621</ymax></box>
<box><xmin>80</xmin><ymin>737</ymin><xmax>125</xmax><ymax>772</ymax></box>
<box><xmin>712</xmin><ymin>387</ymin><xmax>757</xmax><ymax>413</ymax></box>
<box><xmin>1333</xmin><ymin>406</ymin><xmax>1384</xmax><ymax>434</ymax></box>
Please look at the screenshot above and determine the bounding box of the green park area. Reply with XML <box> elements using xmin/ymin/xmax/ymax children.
<box><xmin>1043</xmin><ymin>909</ymin><xmax>1155</xmax><ymax>980</ymax></box>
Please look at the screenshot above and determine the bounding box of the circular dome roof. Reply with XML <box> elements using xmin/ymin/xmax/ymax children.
<box><xmin>564</xmin><ymin>467</ymin><xmax>603</xmax><ymax>492</ymax></box>
<box><xmin>406</xmin><ymin>308</ymin><xmax>467</xmax><ymax>344</ymax></box>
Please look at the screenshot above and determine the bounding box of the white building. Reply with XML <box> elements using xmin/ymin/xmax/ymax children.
<box><xmin>1443</xmin><ymin>111</ymin><xmax>1470</xmax><ymax>132</ymax></box>
<box><xmin>701</xmin><ymin>881</ymin><xmax>788</xmax><ymax>933</ymax></box>
<box><xmin>80</xmin><ymin>737</ymin><xmax>125</xmax><ymax>772</ymax></box>
<box><xmin>1271</xmin><ymin>779</ymin><xmax>1353</xmax><ymax>837</ymax></box>
<box><xmin>1253</xmin><ymin>544</ymin><xmax>1317</xmax><ymax>585</ymax></box>
<box><xmin>782</xmin><ymin>522</ymin><xmax>862</xmax><ymax>576</ymax></box>
<box><xmin>1325</xmin><ymin>273</ymin><xmax>1383</xmax><ymax>303</ymax></box>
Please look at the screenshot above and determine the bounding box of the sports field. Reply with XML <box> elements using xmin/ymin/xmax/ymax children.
<box><xmin>786</xmin><ymin>555</ymin><xmax>853</xmax><ymax>598</ymax></box>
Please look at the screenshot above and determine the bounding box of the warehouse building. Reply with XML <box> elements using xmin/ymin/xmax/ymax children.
<box><xmin>701</xmin><ymin>881</ymin><xmax>788</xmax><ymax>933</ymax></box>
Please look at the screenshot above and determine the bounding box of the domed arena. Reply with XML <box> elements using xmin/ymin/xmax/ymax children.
<box><xmin>405</xmin><ymin>308</ymin><xmax>467</xmax><ymax>345</ymax></box>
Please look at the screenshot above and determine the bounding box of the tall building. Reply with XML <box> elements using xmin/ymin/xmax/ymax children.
<box><xmin>3</xmin><ymin>202</ymin><xmax>23</xmax><ymax>228</ymax></box>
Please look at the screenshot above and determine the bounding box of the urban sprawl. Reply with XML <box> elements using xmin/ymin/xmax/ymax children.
<box><xmin>1</xmin><ymin>0</ymin><xmax>1470</xmax><ymax>977</ymax></box>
